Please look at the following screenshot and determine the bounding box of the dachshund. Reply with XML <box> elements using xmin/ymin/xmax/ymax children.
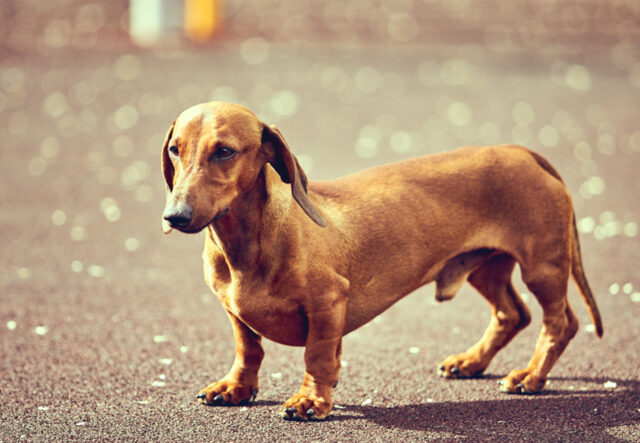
<box><xmin>161</xmin><ymin>102</ymin><xmax>602</xmax><ymax>420</ymax></box>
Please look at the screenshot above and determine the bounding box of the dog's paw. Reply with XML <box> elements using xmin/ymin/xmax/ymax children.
<box><xmin>498</xmin><ymin>369</ymin><xmax>546</xmax><ymax>394</ymax></box>
<box><xmin>280</xmin><ymin>394</ymin><xmax>331</xmax><ymax>421</ymax></box>
<box><xmin>196</xmin><ymin>379</ymin><xmax>257</xmax><ymax>406</ymax></box>
<box><xmin>437</xmin><ymin>353</ymin><xmax>486</xmax><ymax>379</ymax></box>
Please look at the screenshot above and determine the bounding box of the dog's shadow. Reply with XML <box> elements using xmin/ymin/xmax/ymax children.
<box><xmin>326</xmin><ymin>376</ymin><xmax>640</xmax><ymax>438</ymax></box>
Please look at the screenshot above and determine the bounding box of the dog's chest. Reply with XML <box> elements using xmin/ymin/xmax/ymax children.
<box><xmin>203</xmin><ymin>252</ymin><xmax>308</xmax><ymax>346</ymax></box>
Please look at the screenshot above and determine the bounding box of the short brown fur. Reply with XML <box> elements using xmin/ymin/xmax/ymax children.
<box><xmin>161</xmin><ymin>102</ymin><xmax>602</xmax><ymax>420</ymax></box>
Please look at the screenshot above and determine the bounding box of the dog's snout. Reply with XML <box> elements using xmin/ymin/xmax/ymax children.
<box><xmin>163</xmin><ymin>202</ymin><xmax>193</xmax><ymax>229</ymax></box>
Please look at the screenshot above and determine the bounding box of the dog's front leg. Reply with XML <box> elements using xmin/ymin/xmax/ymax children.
<box><xmin>281</xmin><ymin>301</ymin><xmax>346</xmax><ymax>421</ymax></box>
<box><xmin>197</xmin><ymin>311</ymin><xmax>264</xmax><ymax>406</ymax></box>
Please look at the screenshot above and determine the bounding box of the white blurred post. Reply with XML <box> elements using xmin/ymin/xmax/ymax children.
<box><xmin>129</xmin><ymin>0</ymin><xmax>163</xmax><ymax>47</ymax></box>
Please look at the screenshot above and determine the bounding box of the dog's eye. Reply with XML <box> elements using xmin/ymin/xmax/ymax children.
<box><xmin>168</xmin><ymin>146</ymin><xmax>179</xmax><ymax>157</ymax></box>
<box><xmin>213</xmin><ymin>147</ymin><xmax>237</xmax><ymax>161</ymax></box>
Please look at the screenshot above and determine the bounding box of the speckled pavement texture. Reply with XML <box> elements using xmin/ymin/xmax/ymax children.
<box><xmin>1</xmin><ymin>1</ymin><xmax>640</xmax><ymax>441</ymax></box>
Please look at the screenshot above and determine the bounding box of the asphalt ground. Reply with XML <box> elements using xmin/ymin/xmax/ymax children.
<box><xmin>1</xmin><ymin>32</ymin><xmax>640</xmax><ymax>442</ymax></box>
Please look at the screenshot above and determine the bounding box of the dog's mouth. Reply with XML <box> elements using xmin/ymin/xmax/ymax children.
<box><xmin>212</xmin><ymin>207</ymin><xmax>229</xmax><ymax>222</ymax></box>
<box><xmin>174</xmin><ymin>207</ymin><xmax>230</xmax><ymax>234</ymax></box>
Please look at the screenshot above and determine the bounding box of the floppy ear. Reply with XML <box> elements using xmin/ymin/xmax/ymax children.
<box><xmin>161</xmin><ymin>121</ymin><xmax>176</xmax><ymax>234</ymax></box>
<box><xmin>161</xmin><ymin>120</ymin><xmax>176</xmax><ymax>192</ymax></box>
<box><xmin>262</xmin><ymin>124</ymin><xmax>327</xmax><ymax>227</ymax></box>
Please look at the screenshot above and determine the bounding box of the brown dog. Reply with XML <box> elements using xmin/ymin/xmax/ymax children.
<box><xmin>161</xmin><ymin>102</ymin><xmax>602</xmax><ymax>421</ymax></box>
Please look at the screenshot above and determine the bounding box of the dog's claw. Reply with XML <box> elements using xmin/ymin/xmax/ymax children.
<box><xmin>450</xmin><ymin>366</ymin><xmax>460</xmax><ymax>374</ymax></box>
<box><xmin>213</xmin><ymin>394</ymin><xmax>224</xmax><ymax>405</ymax></box>
<box><xmin>282</xmin><ymin>407</ymin><xmax>303</xmax><ymax>421</ymax></box>
<box><xmin>516</xmin><ymin>382</ymin><xmax>536</xmax><ymax>395</ymax></box>
<box><xmin>438</xmin><ymin>365</ymin><xmax>445</xmax><ymax>372</ymax></box>
<box><xmin>281</xmin><ymin>406</ymin><xmax>320</xmax><ymax>421</ymax></box>
<box><xmin>497</xmin><ymin>379</ymin><xmax>503</xmax><ymax>385</ymax></box>
<box><xmin>196</xmin><ymin>393</ymin><xmax>206</xmax><ymax>399</ymax></box>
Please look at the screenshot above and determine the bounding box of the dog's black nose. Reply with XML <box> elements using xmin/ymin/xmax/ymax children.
<box><xmin>163</xmin><ymin>202</ymin><xmax>193</xmax><ymax>229</ymax></box>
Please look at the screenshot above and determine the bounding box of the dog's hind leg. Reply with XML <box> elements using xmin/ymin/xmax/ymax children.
<box><xmin>498</xmin><ymin>262</ymin><xmax>578</xmax><ymax>394</ymax></box>
<box><xmin>438</xmin><ymin>253</ymin><xmax>531</xmax><ymax>378</ymax></box>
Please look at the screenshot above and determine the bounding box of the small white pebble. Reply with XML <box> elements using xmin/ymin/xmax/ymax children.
<box><xmin>180</xmin><ymin>346</ymin><xmax>188</xmax><ymax>353</ymax></box>
<box><xmin>137</xmin><ymin>400</ymin><xmax>149</xmax><ymax>405</ymax></box>
<box><xmin>341</xmin><ymin>360</ymin><xmax>348</xmax><ymax>367</ymax></box>
<box><xmin>151</xmin><ymin>381</ymin><xmax>166</xmax><ymax>387</ymax></box>
<box><xmin>34</xmin><ymin>326</ymin><xmax>49</xmax><ymax>336</ymax></box>
<box><xmin>361</xmin><ymin>398</ymin><xmax>372</xmax><ymax>406</ymax></box>
<box><xmin>584</xmin><ymin>324</ymin><xmax>596</xmax><ymax>333</ymax></box>
<box><xmin>631</xmin><ymin>292</ymin><xmax>640</xmax><ymax>303</ymax></box>
<box><xmin>159</xmin><ymin>358</ymin><xmax>173</xmax><ymax>365</ymax></box>
<box><xmin>75</xmin><ymin>422</ymin><xmax>86</xmax><ymax>426</ymax></box>
<box><xmin>240</xmin><ymin>407</ymin><xmax>248</xmax><ymax>412</ymax></box>
<box><xmin>426</xmin><ymin>398</ymin><xmax>434</xmax><ymax>403</ymax></box>
<box><xmin>622</xmin><ymin>283</ymin><xmax>633</xmax><ymax>294</ymax></box>
<box><xmin>271</xmin><ymin>372</ymin><xmax>282</xmax><ymax>379</ymax></box>
<box><xmin>158</xmin><ymin>374</ymin><xmax>166</xmax><ymax>380</ymax></box>
<box><xmin>38</xmin><ymin>406</ymin><xmax>49</xmax><ymax>411</ymax></box>
<box><xmin>609</xmin><ymin>283</ymin><xmax>620</xmax><ymax>295</ymax></box>
<box><xmin>409</xmin><ymin>346</ymin><xmax>420</xmax><ymax>354</ymax></box>
<box><xmin>7</xmin><ymin>320</ymin><xmax>17</xmax><ymax>330</ymax></box>
<box><xmin>603</xmin><ymin>380</ymin><xmax>617</xmax><ymax>389</ymax></box>
<box><xmin>334</xmin><ymin>404</ymin><xmax>345</xmax><ymax>410</ymax></box>
<box><xmin>153</xmin><ymin>335</ymin><xmax>169</xmax><ymax>343</ymax></box>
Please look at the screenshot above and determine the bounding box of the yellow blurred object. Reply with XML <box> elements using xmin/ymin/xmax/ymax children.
<box><xmin>184</xmin><ymin>0</ymin><xmax>223</xmax><ymax>42</ymax></box>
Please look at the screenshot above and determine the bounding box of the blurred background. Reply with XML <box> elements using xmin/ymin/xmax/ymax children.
<box><xmin>1</xmin><ymin>1</ymin><xmax>640</xmax><ymax>440</ymax></box>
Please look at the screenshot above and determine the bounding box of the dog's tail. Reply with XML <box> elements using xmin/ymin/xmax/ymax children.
<box><xmin>570</xmin><ymin>214</ymin><xmax>603</xmax><ymax>337</ymax></box>
<box><xmin>522</xmin><ymin>146</ymin><xmax>603</xmax><ymax>337</ymax></box>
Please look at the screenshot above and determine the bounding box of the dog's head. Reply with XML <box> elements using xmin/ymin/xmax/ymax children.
<box><xmin>161</xmin><ymin>102</ymin><xmax>325</xmax><ymax>234</ymax></box>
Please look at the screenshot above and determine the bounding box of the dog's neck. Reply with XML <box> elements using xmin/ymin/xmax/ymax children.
<box><xmin>206</xmin><ymin>164</ymin><xmax>306</xmax><ymax>281</ymax></box>
<box><xmin>206</xmin><ymin>170</ymin><xmax>268</xmax><ymax>271</ymax></box>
